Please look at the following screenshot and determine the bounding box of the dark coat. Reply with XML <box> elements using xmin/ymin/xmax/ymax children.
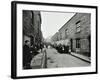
<box><xmin>23</xmin><ymin>44</ymin><xmax>32</xmax><ymax>67</ymax></box>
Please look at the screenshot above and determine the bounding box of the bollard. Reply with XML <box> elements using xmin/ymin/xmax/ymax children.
<box><xmin>41</xmin><ymin>49</ymin><xmax>47</xmax><ymax>68</ymax></box>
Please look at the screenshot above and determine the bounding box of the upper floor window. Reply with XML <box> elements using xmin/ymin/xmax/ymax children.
<box><xmin>60</xmin><ymin>33</ymin><xmax>62</xmax><ymax>40</ymax></box>
<box><xmin>65</xmin><ymin>29</ymin><xmax>68</xmax><ymax>38</ymax></box>
<box><xmin>76</xmin><ymin>21</ymin><xmax>81</xmax><ymax>33</ymax></box>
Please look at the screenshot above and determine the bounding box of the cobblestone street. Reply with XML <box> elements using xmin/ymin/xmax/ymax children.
<box><xmin>46</xmin><ymin>48</ymin><xmax>90</xmax><ymax>68</ymax></box>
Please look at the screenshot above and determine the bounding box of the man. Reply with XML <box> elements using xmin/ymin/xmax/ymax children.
<box><xmin>23</xmin><ymin>40</ymin><xmax>32</xmax><ymax>69</ymax></box>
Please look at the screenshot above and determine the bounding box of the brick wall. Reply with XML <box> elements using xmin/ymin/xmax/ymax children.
<box><xmin>58</xmin><ymin>13</ymin><xmax>91</xmax><ymax>56</ymax></box>
<box><xmin>23</xmin><ymin>10</ymin><xmax>43</xmax><ymax>47</ymax></box>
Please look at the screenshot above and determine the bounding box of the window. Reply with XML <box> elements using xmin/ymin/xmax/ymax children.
<box><xmin>65</xmin><ymin>29</ymin><xmax>68</xmax><ymax>38</ymax></box>
<box><xmin>31</xmin><ymin>11</ymin><xmax>34</xmax><ymax>25</ymax></box>
<box><xmin>60</xmin><ymin>33</ymin><xmax>62</xmax><ymax>40</ymax></box>
<box><xmin>76</xmin><ymin>21</ymin><xmax>81</xmax><ymax>33</ymax></box>
<box><xmin>76</xmin><ymin>38</ymin><xmax>80</xmax><ymax>48</ymax></box>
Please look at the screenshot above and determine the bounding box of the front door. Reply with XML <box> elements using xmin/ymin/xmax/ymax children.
<box><xmin>70</xmin><ymin>39</ymin><xmax>73</xmax><ymax>52</ymax></box>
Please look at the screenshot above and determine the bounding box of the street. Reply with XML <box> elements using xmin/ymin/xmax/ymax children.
<box><xmin>46</xmin><ymin>47</ymin><xmax>90</xmax><ymax>68</ymax></box>
<box><xmin>22</xmin><ymin>11</ymin><xmax>91</xmax><ymax>70</ymax></box>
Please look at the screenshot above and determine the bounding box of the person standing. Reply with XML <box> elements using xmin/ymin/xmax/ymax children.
<box><xmin>23</xmin><ymin>40</ymin><xmax>32</xmax><ymax>69</ymax></box>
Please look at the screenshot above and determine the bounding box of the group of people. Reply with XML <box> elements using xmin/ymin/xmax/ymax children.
<box><xmin>23</xmin><ymin>40</ymin><xmax>44</xmax><ymax>69</ymax></box>
<box><xmin>52</xmin><ymin>44</ymin><xmax>70</xmax><ymax>53</ymax></box>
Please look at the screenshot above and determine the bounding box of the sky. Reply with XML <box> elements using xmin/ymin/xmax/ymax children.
<box><xmin>41</xmin><ymin>11</ymin><xmax>75</xmax><ymax>39</ymax></box>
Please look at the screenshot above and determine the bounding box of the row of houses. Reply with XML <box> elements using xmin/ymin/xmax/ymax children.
<box><xmin>23</xmin><ymin>10</ymin><xmax>43</xmax><ymax>49</ymax></box>
<box><xmin>51</xmin><ymin>13</ymin><xmax>91</xmax><ymax>57</ymax></box>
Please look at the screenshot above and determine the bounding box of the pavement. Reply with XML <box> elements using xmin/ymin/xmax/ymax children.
<box><xmin>30</xmin><ymin>48</ymin><xmax>47</xmax><ymax>69</ymax></box>
<box><xmin>70</xmin><ymin>52</ymin><xmax>91</xmax><ymax>63</ymax></box>
<box><xmin>30</xmin><ymin>53</ymin><xmax>43</xmax><ymax>69</ymax></box>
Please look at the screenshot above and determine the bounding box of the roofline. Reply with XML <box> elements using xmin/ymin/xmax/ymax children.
<box><xmin>59</xmin><ymin>13</ymin><xmax>77</xmax><ymax>31</ymax></box>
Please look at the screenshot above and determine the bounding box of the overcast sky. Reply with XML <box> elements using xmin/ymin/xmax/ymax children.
<box><xmin>41</xmin><ymin>11</ymin><xmax>75</xmax><ymax>39</ymax></box>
